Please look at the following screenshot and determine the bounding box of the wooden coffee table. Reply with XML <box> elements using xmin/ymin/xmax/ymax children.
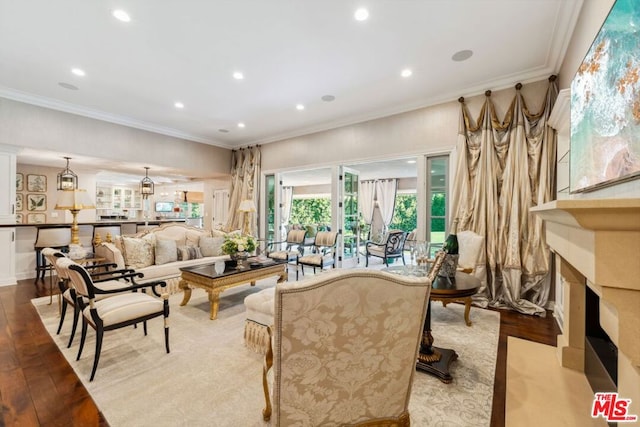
<box><xmin>179</xmin><ymin>259</ymin><xmax>288</xmax><ymax>320</ymax></box>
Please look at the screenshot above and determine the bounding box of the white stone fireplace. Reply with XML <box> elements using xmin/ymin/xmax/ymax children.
<box><xmin>532</xmin><ymin>199</ymin><xmax>640</xmax><ymax>413</ymax></box>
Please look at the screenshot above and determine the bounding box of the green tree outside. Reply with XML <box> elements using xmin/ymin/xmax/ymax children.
<box><xmin>289</xmin><ymin>198</ymin><xmax>332</xmax><ymax>225</ymax></box>
<box><xmin>390</xmin><ymin>194</ymin><xmax>417</xmax><ymax>231</ymax></box>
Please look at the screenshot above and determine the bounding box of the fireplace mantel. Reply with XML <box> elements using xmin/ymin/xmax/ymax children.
<box><xmin>532</xmin><ymin>198</ymin><xmax>640</xmax><ymax>405</ymax></box>
<box><xmin>532</xmin><ymin>199</ymin><xmax>640</xmax><ymax>292</ymax></box>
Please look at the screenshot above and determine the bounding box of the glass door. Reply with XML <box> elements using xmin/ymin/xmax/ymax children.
<box><xmin>265</xmin><ymin>174</ymin><xmax>276</xmax><ymax>243</ymax></box>
<box><xmin>341</xmin><ymin>167</ymin><xmax>360</xmax><ymax>263</ymax></box>
<box><xmin>426</xmin><ymin>156</ymin><xmax>448</xmax><ymax>256</ymax></box>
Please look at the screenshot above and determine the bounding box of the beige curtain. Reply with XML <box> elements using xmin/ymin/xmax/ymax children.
<box><xmin>451</xmin><ymin>78</ymin><xmax>557</xmax><ymax>315</ymax></box>
<box><xmin>225</xmin><ymin>146</ymin><xmax>261</xmax><ymax>234</ymax></box>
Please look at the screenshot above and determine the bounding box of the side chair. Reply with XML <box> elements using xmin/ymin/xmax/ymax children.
<box><xmin>58</xmin><ymin>258</ymin><xmax>170</xmax><ymax>381</ymax></box>
<box><xmin>261</xmin><ymin>269</ymin><xmax>432</xmax><ymax>425</ymax></box>
<box><xmin>42</xmin><ymin>248</ymin><xmax>133</xmax><ymax>347</ymax></box>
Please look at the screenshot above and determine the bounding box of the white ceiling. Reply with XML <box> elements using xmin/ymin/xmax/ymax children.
<box><xmin>0</xmin><ymin>0</ymin><xmax>583</xmax><ymax>184</ymax></box>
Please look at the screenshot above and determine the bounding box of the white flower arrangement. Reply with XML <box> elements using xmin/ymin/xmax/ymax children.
<box><xmin>221</xmin><ymin>233</ymin><xmax>256</xmax><ymax>255</ymax></box>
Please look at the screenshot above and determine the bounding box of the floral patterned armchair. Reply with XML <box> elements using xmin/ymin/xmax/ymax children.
<box><xmin>261</xmin><ymin>269</ymin><xmax>431</xmax><ymax>426</ymax></box>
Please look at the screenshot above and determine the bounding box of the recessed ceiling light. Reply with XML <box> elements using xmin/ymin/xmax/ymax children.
<box><xmin>58</xmin><ymin>82</ymin><xmax>78</xmax><ymax>90</ymax></box>
<box><xmin>321</xmin><ymin>95</ymin><xmax>335</xmax><ymax>102</ymax></box>
<box><xmin>296</xmin><ymin>104</ymin><xmax>305</xmax><ymax>111</ymax></box>
<box><xmin>237</xmin><ymin>122</ymin><xmax>245</xmax><ymax>128</ymax></box>
<box><xmin>401</xmin><ymin>68</ymin><xmax>413</xmax><ymax>78</ymax></box>
<box><xmin>407</xmin><ymin>160</ymin><xmax>416</xmax><ymax>164</ymax></box>
<box><xmin>218</xmin><ymin>128</ymin><xmax>230</xmax><ymax>133</ymax></box>
<box><xmin>174</xmin><ymin>102</ymin><xmax>184</xmax><ymax>109</ymax></box>
<box><xmin>354</xmin><ymin>8</ymin><xmax>369</xmax><ymax>21</ymax></box>
<box><xmin>71</xmin><ymin>68</ymin><xmax>85</xmax><ymax>77</ymax></box>
<box><xmin>233</xmin><ymin>71</ymin><xmax>244</xmax><ymax>80</ymax></box>
<box><xmin>112</xmin><ymin>9</ymin><xmax>131</xmax><ymax>22</ymax></box>
<box><xmin>452</xmin><ymin>49</ymin><xmax>473</xmax><ymax>62</ymax></box>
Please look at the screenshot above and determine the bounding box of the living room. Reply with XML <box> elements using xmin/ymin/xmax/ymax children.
<box><xmin>1</xmin><ymin>0</ymin><xmax>639</xmax><ymax>426</ymax></box>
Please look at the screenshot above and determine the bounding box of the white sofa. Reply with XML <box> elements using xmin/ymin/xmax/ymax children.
<box><xmin>95</xmin><ymin>222</ymin><xmax>229</xmax><ymax>294</ymax></box>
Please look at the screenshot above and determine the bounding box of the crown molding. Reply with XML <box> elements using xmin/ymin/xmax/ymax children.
<box><xmin>0</xmin><ymin>87</ymin><xmax>234</xmax><ymax>149</ymax></box>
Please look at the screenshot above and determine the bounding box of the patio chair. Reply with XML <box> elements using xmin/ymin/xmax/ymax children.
<box><xmin>296</xmin><ymin>231</ymin><xmax>338</xmax><ymax>279</ymax></box>
<box><xmin>365</xmin><ymin>229</ymin><xmax>407</xmax><ymax>267</ymax></box>
<box><xmin>266</xmin><ymin>229</ymin><xmax>306</xmax><ymax>263</ymax></box>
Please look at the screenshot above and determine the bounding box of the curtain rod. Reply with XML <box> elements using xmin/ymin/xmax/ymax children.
<box><xmin>458</xmin><ymin>74</ymin><xmax>557</xmax><ymax>103</ymax></box>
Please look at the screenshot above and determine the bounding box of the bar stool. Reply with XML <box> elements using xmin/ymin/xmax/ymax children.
<box><xmin>34</xmin><ymin>226</ymin><xmax>71</xmax><ymax>284</ymax></box>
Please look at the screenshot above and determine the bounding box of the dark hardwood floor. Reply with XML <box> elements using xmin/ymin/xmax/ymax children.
<box><xmin>0</xmin><ymin>278</ymin><xmax>559</xmax><ymax>426</ymax></box>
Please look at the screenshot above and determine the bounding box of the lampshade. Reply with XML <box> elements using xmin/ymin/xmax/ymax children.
<box><xmin>140</xmin><ymin>167</ymin><xmax>154</xmax><ymax>198</ymax></box>
<box><xmin>238</xmin><ymin>199</ymin><xmax>256</xmax><ymax>212</ymax></box>
<box><xmin>56</xmin><ymin>157</ymin><xmax>78</xmax><ymax>191</ymax></box>
<box><xmin>55</xmin><ymin>189</ymin><xmax>95</xmax><ymax>211</ymax></box>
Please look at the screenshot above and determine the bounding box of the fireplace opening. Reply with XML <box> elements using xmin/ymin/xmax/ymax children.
<box><xmin>584</xmin><ymin>285</ymin><xmax>618</xmax><ymax>394</ymax></box>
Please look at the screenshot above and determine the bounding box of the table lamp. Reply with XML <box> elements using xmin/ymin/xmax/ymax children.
<box><xmin>55</xmin><ymin>189</ymin><xmax>95</xmax><ymax>248</ymax></box>
<box><xmin>238</xmin><ymin>199</ymin><xmax>256</xmax><ymax>236</ymax></box>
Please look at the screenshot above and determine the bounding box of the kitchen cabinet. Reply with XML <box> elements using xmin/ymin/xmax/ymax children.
<box><xmin>96</xmin><ymin>186</ymin><xmax>142</xmax><ymax>212</ymax></box>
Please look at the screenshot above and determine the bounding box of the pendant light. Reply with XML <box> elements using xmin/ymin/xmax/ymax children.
<box><xmin>140</xmin><ymin>167</ymin><xmax>154</xmax><ymax>198</ymax></box>
<box><xmin>56</xmin><ymin>157</ymin><xmax>78</xmax><ymax>190</ymax></box>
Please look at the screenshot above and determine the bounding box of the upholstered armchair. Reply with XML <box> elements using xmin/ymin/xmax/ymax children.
<box><xmin>365</xmin><ymin>229</ymin><xmax>407</xmax><ymax>266</ymax></box>
<box><xmin>266</xmin><ymin>229</ymin><xmax>306</xmax><ymax>263</ymax></box>
<box><xmin>58</xmin><ymin>258</ymin><xmax>170</xmax><ymax>381</ymax></box>
<box><xmin>261</xmin><ymin>269</ymin><xmax>432</xmax><ymax>426</ymax></box>
<box><xmin>296</xmin><ymin>231</ymin><xmax>338</xmax><ymax>279</ymax></box>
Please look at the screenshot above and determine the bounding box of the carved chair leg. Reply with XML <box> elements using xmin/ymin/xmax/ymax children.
<box><xmin>89</xmin><ymin>328</ymin><xmax>104</xmax><ymax>381</ymax></box>
<box><xmin>262</xmin><ymin>327</ymin><xmax>273</xmax><ymax>421</ymax></box>
<box><xmin>67</xmin><ymin>304</ymin><xmax>80</xmax><ymax>348</ymax></box>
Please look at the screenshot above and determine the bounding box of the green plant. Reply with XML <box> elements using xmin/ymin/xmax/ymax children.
<box><xmin>221</xmin><ymin>234</ymin><xmax>256</xmax><ymax>254</ymax></box>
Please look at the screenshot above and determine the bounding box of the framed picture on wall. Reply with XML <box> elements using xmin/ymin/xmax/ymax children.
<box><xmin>27</xmin><ymin>174</ymin><xmax>47</xmax><ymax>192</ymax></box>
<box><xmin>16</xmin><ymin>194</ymin><xmax>23</xmax><ymax>211</ymax></box>
<box><xmin>16</xmin><ymin>213</ymin><xmax>23</xmax><ymax>224</ymax></box>
<box><xmin>27</xmin><ymin>194</ymin><xmax>46</xmax><ymax>211</ymax></box>
<box><xmin>570</xmin><ymin>0</ymin><xmax>640</xmax><ymax>192</ymax></box>
<box><xmin>16</xmin><ymin>173</ymin><xmax>23</xmax><ymax>191</ymax></box>
<box><xmin>27</xmin><ymin>213</ymin><xmax>46</xmax><ymax>224</ymax></box>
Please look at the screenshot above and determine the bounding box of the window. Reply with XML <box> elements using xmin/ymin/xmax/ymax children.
<box><xmin>427</xmin><ymin>156</ymin><xmax>448</xmax><ymax>255</ymax></box>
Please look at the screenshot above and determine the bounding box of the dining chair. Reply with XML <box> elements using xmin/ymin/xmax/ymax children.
<box><xmin>58</xmin><ymin>257</ymin><xmax>170</xmax><ymax>381</ymax></box>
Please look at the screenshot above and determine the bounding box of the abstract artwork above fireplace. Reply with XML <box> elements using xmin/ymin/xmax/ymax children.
<box><xmin>570</xmin><ymin>0</ymin><xmax>640</xmax><ymax>193</ymax></box>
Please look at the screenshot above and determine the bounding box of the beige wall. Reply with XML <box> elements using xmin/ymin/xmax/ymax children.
<box><xmin>16</xmin><ymin>164</ymin><xmax>97</xmax><ymax>225</ymax></box>
<box><xmin>0</xmin><ymin>98</ymin><xmax>231</xmax><ymax>180</ymax></box>
<box><xmin>558</xmin><ymin>0</ymin><xmax>615</xmax><ymax>90</ymax></box>
<box><xmin>261</xmin><ymin>79</ymin><xmax>551</xmax><ymax>174</ymax></box>
<box><xmin>556</xmin><ymin>0</ymin><xmax>640</xmax><ymax>200</ymax></box>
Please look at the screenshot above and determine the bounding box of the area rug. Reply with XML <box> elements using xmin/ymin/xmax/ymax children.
<box><xmin>33</xmin><ymin>280</ymin><xmax>500</xmax><ymax>426</ymax></box>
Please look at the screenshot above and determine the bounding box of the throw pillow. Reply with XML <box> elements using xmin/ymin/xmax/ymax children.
<box><xmin>458</xmin><ymin>231</ymin><xmax>484</xmax><ymax>270</ymax></box>
<box><xmin>211</xmin><ymin>229</ymin><xmax>226</xmax><ymax>238</ymax></box>
<box><xmin>199</xmin><ymin>236</ymin><xmax>224</xmax><ymax>257</ymax></box>
<box><xmin>155</xmin><ymin>239</ymin><xmax>178</xmax><ymax>265</ymax></box>
<box><xmin>177</xmin><ymin>245</ymin><xmax>203</xmax><ymax>261</ymax></box>
<box><xmin>186</xmin><ymin>229</ymin><xmax>209</xmax><ymax>247</ymax></box>
<box><xmin>119</xmin><ymin>236</ymin><xmax>154</xmax><ymax>269</ymax></box>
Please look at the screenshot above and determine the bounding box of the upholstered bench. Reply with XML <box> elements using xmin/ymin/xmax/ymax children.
<box><xmin>243</xmin><ymin>287</ymin><xmax>276</xmax><ymax>354</ymax></box>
